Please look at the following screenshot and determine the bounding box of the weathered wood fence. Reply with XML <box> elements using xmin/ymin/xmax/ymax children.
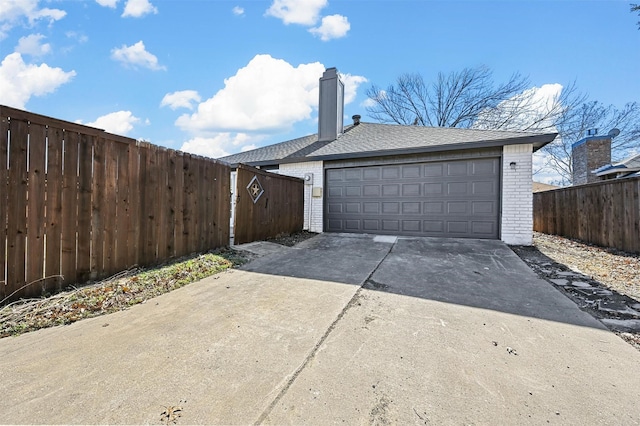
<box><xmin>533</xmin><ymin>177</ymin><xmax>640</xmax><ymax>253</ymax></box>
<box><xmin>0</xmin><ymin>105</ymin><xmax>230</xmax><ymax>303</ymax></box>
<box><xmin>233</xmin><ymin>164</ymin><xmax>303</xmax><ymax>245</ymax></box>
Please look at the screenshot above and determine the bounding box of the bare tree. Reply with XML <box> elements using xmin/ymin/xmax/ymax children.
<box><xmin>366</xmin><ymin>66</ymin><xmax>530</xmax><ymax>128</ymax></box>
<box><xmin>632</xmin><ymin>4</ymin><xmax>640</xmax><ymax>29</ymax></box>
<box><xmin>365</xmin><ymin>66</ymin><xmax>640</xmax><ymax>185</ymax></box>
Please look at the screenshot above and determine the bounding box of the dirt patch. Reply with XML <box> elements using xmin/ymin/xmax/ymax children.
<box><xmin>266</xmin><ymin>231</ymin><xmax>318</xmax><ymax>247</ymax></box>
<box><xmin>512</xmin><ymin>232</ymin><xmax>640</xmax><ymax>351</ymax></box>
<box><xmin>0</xmin><ymin>248</ymin><xmax>250</xmax><ymax>338</ymax></box>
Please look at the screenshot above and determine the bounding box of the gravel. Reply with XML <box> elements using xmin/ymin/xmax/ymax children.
<box><xmin>512</xmin><ymin>232</ymin><xmax>640</xmax><ymax>351</ymax></box>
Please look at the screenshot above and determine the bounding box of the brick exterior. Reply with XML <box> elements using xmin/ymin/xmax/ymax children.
<box><xmin>501</xmin><ymin>144</ymin><xmax>534</xmax><ymax>245</ymax></box>
<box><xmin>571</xmin><ymin>136</ymin><xmax>611</xmax><ymax>185</ymax></box>
<box><xmin>278</xmin><ymin>161</ymin><xmax>324</xmax><ymax>233</ymax></box>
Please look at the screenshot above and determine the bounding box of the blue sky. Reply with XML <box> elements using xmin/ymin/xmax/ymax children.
<box><xmin>1</xmin><ymin>0</ymin><xmax>639</xmax><ymax>175</ymax></box>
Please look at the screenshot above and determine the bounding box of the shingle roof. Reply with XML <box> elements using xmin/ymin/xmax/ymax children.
<box><xmin>220</xmin><ymin>122</ymin><xmax>557</xmax><ymax>166</ymax></box>
<box><xmin>593</xmin><ymin>153</ymin><xmax>640</xmax><ymax>176</ymax></box>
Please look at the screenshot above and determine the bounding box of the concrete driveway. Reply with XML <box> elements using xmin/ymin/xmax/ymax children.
<box><xmin>1</xmin><ymin>233</ymin><xmax>639</xmax><ymax>425</ymax></box>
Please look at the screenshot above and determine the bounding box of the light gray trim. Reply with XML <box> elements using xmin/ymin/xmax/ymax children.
<box><xmin>324</xmin><ymin>147</ymin><xmax>502</xmax><ymax>169</ymax></box>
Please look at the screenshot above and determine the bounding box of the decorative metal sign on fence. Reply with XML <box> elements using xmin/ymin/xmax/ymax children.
<box><xmin>246</xmin><ymin>175</ymin><xmax>264</xmax><ymax>204</ymax></box>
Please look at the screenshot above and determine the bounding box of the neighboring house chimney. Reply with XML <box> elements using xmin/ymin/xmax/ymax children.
<box><xmin>571</xmin><ymin>131</ymin><xmax>612</xmax><ymax>185</ymax></box>
<box><xmin>318</xmin><ymin>67</ymin><xmax>344</xmax><ymax>142</ymax></box>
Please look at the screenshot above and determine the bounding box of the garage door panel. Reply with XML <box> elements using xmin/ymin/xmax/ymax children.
<box><xmin>325</xmin><ymin>158</ymin><xmax>500</xmax><ymax>238</ymax></box>
<box><xmin>402</xmin><ymin>202</ymin><xmax>421</xmax><ymax>214</ymax></box>
<box><xmin>402</xmin><ymin>183</ymin><xmax>421</xmax><ymax>196</ymax></box>
<box><xmin>328</xmin><ymin>187</ymin><xmax>343</xmax><ymax>197</ymax></box>
<box><xmin>402</xmin><ymin>165</ymin><xmax>421</xmax><ymax>178</ymax></box>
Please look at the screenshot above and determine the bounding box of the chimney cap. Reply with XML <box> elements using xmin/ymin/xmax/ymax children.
<box><xmin>352</xmin><ymin>115</ymin><xmax>361</xmax><ymax>125</ymax></box>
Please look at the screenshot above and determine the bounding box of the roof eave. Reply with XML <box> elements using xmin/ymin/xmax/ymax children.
<box><xmin>303</xmin><ymin>133</ymin><xmax>557</xmax><ymax>163</ymax></box>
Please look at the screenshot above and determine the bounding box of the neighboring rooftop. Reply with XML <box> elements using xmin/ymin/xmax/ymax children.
<box><xmin>533</xmin><ymin>181</ymin><xmax>561</xmax><ymax>193</ymax></box>
<box><xmin>593</xmin><ymin>153</ymin><xmax>640</xmax><ymax>178</ymax></box>
<box><xmin>219</xmin><ymin>122</ymin><xmax>557</xmax><ymax>166</ymax></box>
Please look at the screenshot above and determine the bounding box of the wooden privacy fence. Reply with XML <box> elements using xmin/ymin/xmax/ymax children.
<box><xmin>533</xmin><ymin>177</ymin><xmax>640</xmax><ymax>253</ymax></box>
<box><xmin>0</xmin><ymin>105</ymin><xmax>230</xmax><ymax>303</ymax></box>
<box><xmin>233</xmin><ymin>164</ymin><xmax>304</xmax><ymax>245</ymax></box>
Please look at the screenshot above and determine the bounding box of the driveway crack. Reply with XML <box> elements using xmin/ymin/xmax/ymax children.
<box><xmin>254</xmin><ymin>239</ymin><xmax>396</xmax><ymax>424</ymax></box>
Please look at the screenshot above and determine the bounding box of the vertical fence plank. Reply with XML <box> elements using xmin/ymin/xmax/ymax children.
<box><xmin>166</xmin><ymin>150</ymin><xmax>177</xmax><ymax>258</ymax></box>
<box><xmin>173</xmin><ymin>152</ymin><xmax>185</xmax><ymax>257</ymax></box>
<box><xmin>45</xmin><ymin>127</ymin><xmax>64</xmax><ymax>292</ymax></box>
<box><xmin>104</xmin><ymin>140</ymin><xmax>119</xmax><ymax>275</ymax></box>
<box><xmin>26</xmin><ymin>123</ymin><xmax>46</xmax><ymax>289</ymax></box>
<box><xmin>182</xmin><ymin>154</ymin><xmax>194</xmax><ymax>254</ymax></box>
<box><xmin>76</xmin><ymin>133</ymin><xmax>93</xmax><ymax>282</ymax></box>
<box><xmin>127</xmin><ymin>143</ymin><xmax>140</xmax><ymax>267</ymax></box>
<box><xmin>155</xmin><ymin>148</ymin><xmax>168</xmax><ymax>260</ymax></box>
<box><xmin>91</xmin><ymin>136</ymin><xmax>106</xmax><ymax>280</ymax></box>
<box><xmin>61</xmin><ymin>130</ymin><xmax>79</xmax><ymax>286</ymax></box>
<box><xmin>7</xmin><ymin>119</ymin><xmax>29</xmax><ymax>298</ymax></box>
<box><xmin>0</xmin><ymin>112</ymin><xmax>8</xmax><ymax>299</ymax></box>
<box><xmin>115</xmin><ymin>142</ymin><xmax>131</xmax><ymax>271</ymax></box>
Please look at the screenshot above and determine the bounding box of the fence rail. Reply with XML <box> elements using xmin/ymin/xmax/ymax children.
<box><xmin>233</xmin><ymin>164</ymin><xmax>303</xmax><ymax>245</ymax></box>
<box><xmin>1</xmin><ymin>105</ymin><xmax>231</xmax><ymax>303</ymax></box>
<box><xmin>533</xmin><ymin>177</ymin><xmax>640</xmax><ymax>253</ymax></box>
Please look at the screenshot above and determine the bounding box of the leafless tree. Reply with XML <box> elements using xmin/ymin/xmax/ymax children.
<box><xmin>365</xmin><ymin>66</ymin><xmax>640</xmax><ymax>185</ymax></box>
<box><xmin>632</xmin><ymin>4</ymin><xmax>640</xmax><ymax>29</ymax></box>
<box><xmin>366</xmin><ymin>66</ymin><xmax>530</xmax><ymax>128</ymax></box>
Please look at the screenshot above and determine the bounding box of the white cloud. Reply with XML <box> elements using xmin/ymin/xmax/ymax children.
<box><xmin>241</xmin><ymin>144</ymin><xmax>257</xmax><ymax>152</ymax></box>
<box><xmin>473</xmin><ymin>83</ymin><xmax>563</xmax><ymax>132</ymax></box>
<box><xmin>232</xmin><ymin>6</ymin><xmax>244</xmax><ymax>16</ymax></box>
<box><xmin>111</xmin><ymin>40</ymin><xmax>166</xmax><ymax>70</ymax></box>
<box><xmin>176</xmin><ymin>54</ymin><xmax>324</xmax><ymax>134</ymax></box>
<box><xmin>309</xmin><ymin>14</ymin><xmax>349</xmax><ymax>41</ymax></box>
<box><xmin>122</xmin><ymin>0</ymin><xmax>157</xmax><ymax>18</ymax></box>
<box><xmin>179</xmin><ymin>134</ymin><xmax>256</xmax><ymax>159</ymax></box>
<box><xmin>0</xmin><ymin>0</ymin><xmax>66</xmax><ymax>39</ymax></box>
<box><xmin>161</xmin><ymin>90</ymin><xmax>201</xmax><ymax>110</ymax></box>
<box><xmin>96</xmin><ymin>0</ymin><xmax>119</xmax><ymax>8</ymax></box>
<box><xmin>0</xmin><ymin>52</ymin><xmax>75</xmax><ymax>109</ymax></box>
<box><xmin>82</xmin><ymin>111</ymin><xmax>140</xmax><ymax>135</ymax></box>
<box><xmin>175</xmin><ymin>55</ymin><xmax>366</xmax><ymax>137</ymax></box>
<box><xmin>266</xmin><ymin>0</ymin><xmax>327</xmax><ymax>25</ymax></box>
<box><xmin>15</xmin><ymin>33</ymin><xmax>50</xmax><ymax>56</ymax></box>
<box><xmin>340</xmin><ymin>73</ymin><xmax>367</xmax><ymax>104</ymax></box>
<box><xmin>533</xmin><ymin>150</ymin><xmax>565</xmax><ymax>185</ymax></box>
<box><xmin>65</xmin><ymin>31</ymin><xmax>88</xmax><ymax>43</ymax></box>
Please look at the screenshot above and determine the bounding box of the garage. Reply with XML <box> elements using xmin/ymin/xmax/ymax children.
<box><xmin>324</xmin><ymin>157</ymin><xmax>501</xmax><ymax>239</ymax></box>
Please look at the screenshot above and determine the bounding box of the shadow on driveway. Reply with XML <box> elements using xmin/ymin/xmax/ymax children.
<box><xmin>239</xmin><ymin>233</ymin><xmax>603</xmax><ymax>329</ymax></box>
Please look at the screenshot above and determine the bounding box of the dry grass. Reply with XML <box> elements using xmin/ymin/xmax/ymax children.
<box><xmin>0</xmin><ymin>248</ymin><xmax>248</xmax><ymax>338</ymax></box>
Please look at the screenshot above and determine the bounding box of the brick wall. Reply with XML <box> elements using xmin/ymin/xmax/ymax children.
<box><xmin>501</xmin><ymin>144</ymin><xmax>533</xmax><ymax>245</ymax></box>
<box><xmin>571</xmin><ymin>136</ymin><xmax>611</xmax><ymax>185</ymax></box>
<box><xmin>278</xmin><ymin>161</ymin><xmax>324</xmax><ymax>233</ymax></box>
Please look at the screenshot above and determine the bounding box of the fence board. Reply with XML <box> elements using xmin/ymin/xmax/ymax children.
<box><xmin>233</xmin><ymin>164</ymin><xmax>304</xmax><ymax>245</ymax></box>
<box><xmin>45</xmin><ymin>127</ymin><xmax>64</xmax><ymax>291</ymax></box>
<box><xmin>0</xmin><ymin>113</ymin><xmax>8</xmax><ymax>299</ymax></box>
<box><xmin>91</xmin><ymin>136</ymin><xmax>106</xmax><ymax>279</ymax></box>
<box><xmin>127</xmin><ymin>143</ymin><xmax>140</xmax><ymax>267</ymax></box>
<box><xmin>533</xmin><ymin>177</ymin><xmax>640</xmax><ymax>253</ymax></box>
<box><xmin>76</xmin><ymin>133</ymin><xmax>93</xmax><ymax>282</ymax></box>
<box><xmin>7</xmin><ymin>119</ymin><xmax>29</xmax><ymax>298</ymax></box>
<box><xmin>103</xmin><ymin>139</ymin><xmax>118</xmax><ymax>276</ymax></box>
<box><xmin>26</xmin><ymin>122</ymin><xmax>46</xmax><ymax>288</ymax></box>
<box><xmin>155</xmin><ymin>148</ymin><xmax>168</xmax><ymax>260</ymax></box>
<box><xmin>115</xmin><ymin>142</ymin><xmax>131</xmax><ymax>271</ymax></box>
<box><xmin>172</xmin><ymin>151</ymin><xmax>184</xmax><ymax>257</ymax></box>
<box><xmin>61</xmin><ymin>130</ymin><xmax>79</xmax><ymax>286</ymax></box>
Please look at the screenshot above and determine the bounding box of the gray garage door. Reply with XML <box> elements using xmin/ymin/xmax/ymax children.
<box><xmin>325</xmin><ymin>158</ymin><xmax>500</xmax><ymax>238</ymax></box>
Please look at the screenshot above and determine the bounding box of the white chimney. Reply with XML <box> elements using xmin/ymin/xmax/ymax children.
<box><xmin>318</xmin><ymin>67</ymin><xmax>344</xmax><ymax>142</ymax></box>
